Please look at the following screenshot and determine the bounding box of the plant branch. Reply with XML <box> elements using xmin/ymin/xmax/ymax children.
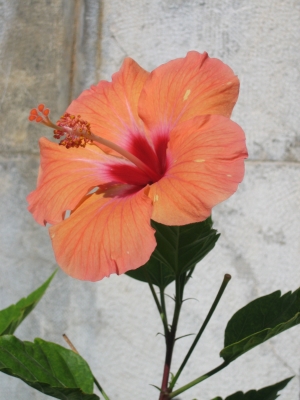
<box><xmin>146</xmin><ymin>277</ymin><xmax>169</xmax><ymax>336</ymax></box>
<box><xmin>169</xmin><ymin>361</ymin><xmax>229</xmax><ymax>398</ymax></box>
<box><xmin>169</xmin><ymin>274</ymin><xmax>231</xmax><ymax>390</ymax></box>
<box><xmin>160</xmin><ymin>288</ymin><xmax>169</xmax><ymax>335</ymax></box>
<box><xmin>159</xmin><ymin>273</ymin><xmax>186</xmax><ymax>400</ymax></box>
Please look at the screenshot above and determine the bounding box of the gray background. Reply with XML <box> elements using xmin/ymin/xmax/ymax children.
<box><xmin>1</xmin><ymin>0</ymin><xmax>300</xmax><ymax>399</ymax></box>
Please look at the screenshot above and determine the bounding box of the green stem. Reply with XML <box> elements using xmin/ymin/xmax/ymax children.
<box><xmin>160</xmin><ymin>288</ymin><xmax>169</xmax><ymax>337</ymax></box>
<box><xmin>147</xmin><ymin>280</ymin><xmax>163</xmax><ymax>316</ymax></box>
<box><xmin>93</xmin><ymin>376</ymin><xmax>110</xmax><ymax>400</ymax></box>
<box><xmin>159</xmin><ymin>273</ymin><xmax>185</xmax><ymax>400</ymax></box>
<box><xmin>169</xmin><ymin>361</ymin><xmax>229</xmax><ymax>398</ymax></box>
<box><xmin>169</xmin><ymin>274</ymin><xmax>231</xmax><ymax>390</ymax></box>
<box><xmin>147</xmin><ymin>279</ymin><xmax>169</xmax><ymax>336</ymax></box>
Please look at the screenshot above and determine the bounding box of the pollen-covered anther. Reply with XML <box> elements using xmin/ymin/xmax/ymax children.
<box><xmin>28</xmin><ymin>105</ymin><xmax>92</xmax><ymax>149</ymax></box>
<box><xmin>54</xmin><ymin>113</ymin><xmax>92</xmax><ymax>149</ymax></box>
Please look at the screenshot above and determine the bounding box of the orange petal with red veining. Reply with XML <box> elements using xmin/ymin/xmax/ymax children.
<box><xmin>148</xmin><ymin>115</ymin><xmax>247</xmax><ymax>225</ymax></box>
<box><xmin>67</xmin><ymin>58</ymin><xmax>151</xmax><ymax>153</ymax></box>
<box><xmin>49</xmin><ymin>186</ymin><xmax>155</xmax><ymax>281</ymax></box>
<box><xmin>27</xmin><ymin>138</ymin><xmax>113</xmax><ymax>225</ymax></box>
<box><xmin>138</xmin><ymin>51</ymin><xmax>239</xmax><ymax>137</ymax></box>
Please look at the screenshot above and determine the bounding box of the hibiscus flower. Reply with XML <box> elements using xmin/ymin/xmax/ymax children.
<box><xmin>27</xmin><ymin>51</ymin><xmax>247</xmax><ymax>281</ymax></box>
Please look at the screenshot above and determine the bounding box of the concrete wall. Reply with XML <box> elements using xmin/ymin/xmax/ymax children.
<box><xmin>1</xmin><ymin>0</ymin><xmax>300</xmax><ymax>399</ymax></box>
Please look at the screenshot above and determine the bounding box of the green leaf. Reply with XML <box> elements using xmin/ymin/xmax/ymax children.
<box><xmin>212</xmin><ymin>377</ymin><xmax>292</xmax><ymax>399</ymax></box>
<box><xmin>0</xmin><ymin>271</ymin><xmax>56</xmax><ymax>335</ymax></box>
<box><xmin>220</xmin><ymin>288</ymin><xmax>300</xmax><ymax>362</ymax></box>
<box><xmin>126</xmin><ymin>217</ymin><xmax>219</xmax><ymax>288</ymax></box>
<box><xmin>0</xmin><ymin>335</ymin><xmax>99</xmax><ymax>399</ymax></box>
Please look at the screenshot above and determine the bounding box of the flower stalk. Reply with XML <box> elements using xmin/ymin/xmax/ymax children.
<box><xmin>169</xmin><ymin>274</ymin><xmax>231</xmax><ymax>390</ymax></box>
<box><xmin>159</xmin><ymin>273</ymin><xmax>186</xmax><ymax>400</ymax></box>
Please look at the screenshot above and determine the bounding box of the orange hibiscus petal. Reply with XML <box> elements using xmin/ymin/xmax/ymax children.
<box><xmin>138</xmin><ymin>51</ymin><xmax>239</xmax><ymax>136</ymax></box>
<box><xmin>27</xmin><ymin>138</ymin><xmax>115</xmax><ymax>225</ymax></box>
<box><xmin>148</xmin><ymin>115</ymin><xmax>247</xmax><ymax>225</ymax></box>
<box><xmin>67</xmin><ymin>58</ymin><xmax>151</xmax><ymax>152</ymax></box>
<box><xmin>49</xmin><ymin>186</ymin><xmax>156</xmax><ymax>281</ymax></box>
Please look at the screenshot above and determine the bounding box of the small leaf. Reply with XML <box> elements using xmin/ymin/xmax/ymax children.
<box><xmin>220</xmin><ymin>288</ymin><xmax>300</xmax><ymax>362</ymax></box>
<box><xmin>0</xmin><ymin>271</ymin><xmax>56</xmax><ymax>335</ymax></box>
<box><xmin>126</xmin><ymin>217</ymin><xmax>219</xmax><ymax>288</ymax></box>
<box><xmin>0</xmin><ymin>335</ymin><xmax>99</xmax><ymax>399</ymax></box>
<box><xmin>212</xmin><ymin>377</ymin><xmax>292</xmax><ymax>399</ymax></box>
<box><xmin>175</xmin><ymin>333</ymin><xmax>195</xmax><ymax>341</ymax></box>
<box><xmin>150</xmin><ymin>384</ymin><xmax>162</xmax><ymax>392</ymax></box>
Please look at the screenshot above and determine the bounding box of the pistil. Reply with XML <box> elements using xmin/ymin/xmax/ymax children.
<box><xmin>29</xmin><ymin>104</ymin><xmax>161</xmax><ymax>182</ymax></box>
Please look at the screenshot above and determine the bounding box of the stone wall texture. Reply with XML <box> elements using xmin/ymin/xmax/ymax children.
<box><xmin>1</xmin><ymin>0</ymin><xmax>300</xmax><ymax>399</ymax></box>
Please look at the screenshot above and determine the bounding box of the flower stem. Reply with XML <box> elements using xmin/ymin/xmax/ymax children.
<box><xmin>160</xmin><ymin>288</ymin><xmax>169</xmax><ymax>334</ymax></box>
<box><xmin>159</xmin><ymin>273</ymin><xmax>185</xmax><ymax>400</ymax></box>
<box><xmin>169</xmin><ymin>273</ymin><xmax>231</xmax><ymax>390</ymax></box>
<box><xmin>144</xmin><ymin>268</ymin><xmax>169</xmax><ymax>336</ymax></box>
<box><xmin>169</xmin><ymin>361</ymin><xmax>229</xmax><ymax>398</ymax></box>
